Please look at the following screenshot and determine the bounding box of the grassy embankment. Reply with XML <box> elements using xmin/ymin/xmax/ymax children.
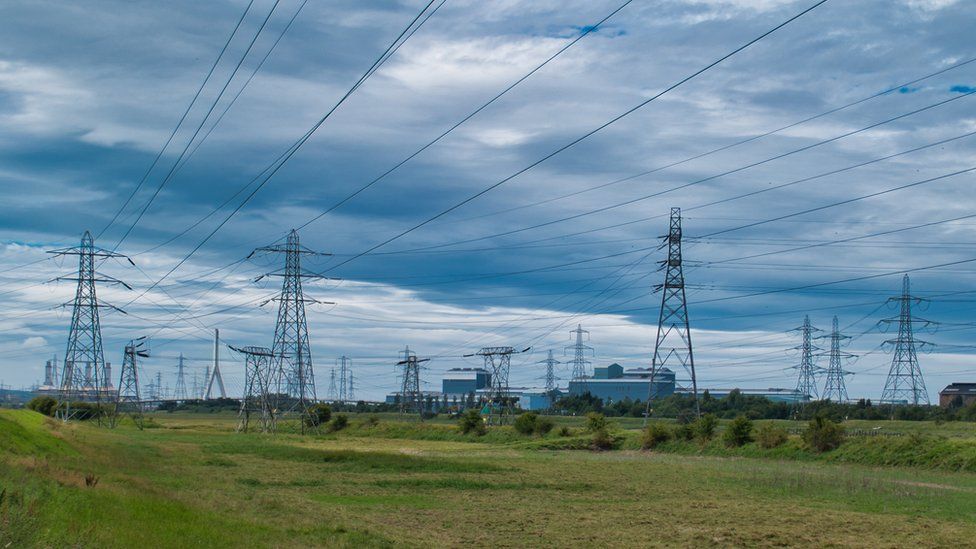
<box><xmin>2</xmin><ymin>409</ymin><xmax>976</xmax><ymax>547</ymax></box>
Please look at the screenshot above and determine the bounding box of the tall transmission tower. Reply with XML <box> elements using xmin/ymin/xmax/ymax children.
<box><xmin>880</xmin><ymin>275</ymin><xmax>933</xmax><ymax>405</ymax></box>
<box><xmin>337</xmin><ymin>356</ymin><xmax>350</xmax><ymax>403</ymax></box>
<box><xmin>205</xmin><ymin>329</ymin><xmax>226</xmax><ymax>399</ymax></box>
<box><xmin>327</xmin><ymin>369</ymin><xmax>338</xmax><ymax>402</ymax></box>
<box><xmin>819</xmin><ymin>316</ymin><xmax>855</xmax><ymax>402</ymax></box>
<box><xmin>173</xmin><ymin>353</ymin><xmax>188</xmax><ymax>401</ymax></box>
<box><xmin>232</xmin><ymin>345</ymin><xmax>275</xmax><ymax>433</ymax></box>
<box><xmin>47</xmin><ymin>231</ymin><xmax>132</xmax><ymax>421</ymax></box>
<box><xmin>565</xmin><ymin>325</ymin><xmax>593</xmax><ymax>393</ymax></box>
<box><xmin>252</xmin><ymin>229</ymin><xmax>332</xmax><ymax>428</ymax></box>
<box><xmin>113</xmin><ymin>337</ymin><xmax>149</xmax><ymax>428</ymax></box>
<box><xmin>347</xmin><ymin>371</ymin><xmax>355</xmax><ymax>401</ymax></box>
<box><xmin>396</xmin><ymin>346</ymin><xmax>427</xmax><ymax>418</ymax></box>
<box><xmin>789</xmin><ymin>316</ymin><xmax>822</xmax><ymax>401</ymax></box>
<box><xmin>468</xmin><ymin>346</ymin><xmax>529</xmax><ymax>425</ymax></box>
<box><xmin>540</xmin><ymin>349</ymin><xmax>560</xmax><ymax>409</ymax></box>
<box><xmin>646</xmin><ymin>208</ymin><xmax>699</xmax><ymax>419</ymax></box>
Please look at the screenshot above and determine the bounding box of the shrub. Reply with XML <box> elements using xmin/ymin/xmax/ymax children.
<box><xmin>534</xmin><ymin>416</ymin><xmax>555</xmax><ymax>436</ymax></box>
<box><xmin>755</xmin><ymin>423</ymin><xmax>788</xmax><ymax>449</ymax></box>
<box><xmin>303</xmin><ymin>403</ymin><xmax>332</xmax><ymax>429</ymax></box>
<box><xmin>458</xmin><ymin>409</ymin><xmax>487</xmax><ymax>436</ymax></box>
<box><xmin>585</xmin><ymin>412</ymin><xmax>609</xmax><ymax>432</ymax></box>
<box><xmin>803</xmin><ymin>416</ymin><xmax>845</xmax><ymax>452</ymax></box>
<box><xmin>693</xmin><ymin>414</ymin><xmax>718</xmax><ymax>441</ymax></box>
<box><xmin>330</xmin><ymin>414</ymin><xmax>349</xmax><ymax>432</ymax></box>
<box><xmin>672</xmin><ymin>423</ymin><xmax>695</xmax><ymax>441</ymax></box>
<box><xmin>363</xmin><ymin>414</ymin><xmax>380</xmax><ymax>427</ymax></box>
<box><xmin>557</xmin><ymin>426</ymin><xmax>573</xmax><ymax>437</ymax></box>
<box><xmin>723</xmin><ymin>416</ymin><xmax>754</xmax><ymax>447</ymax></box>
<box><xmin>591</xmin><ymin>428</ymin><xmax>614</xmax><ymax>451</ymax></box>
<box><xmin>641</xmin><ymin>422</ymin><xmax>672</xmax><ymax>449</ymax></box>
<box><xmin>514</xmin><ymin>412</ymin><xmax>540</xmax><ymax>435</ymax></box>
<box><xmin>27</xmin><ymin>396</ymin><xmax>58</xmax><ymax>416</ymax></box>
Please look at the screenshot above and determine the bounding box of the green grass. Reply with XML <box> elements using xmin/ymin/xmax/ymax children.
<box><xmin>3</xmin><ymin>409</ymin><xmax>976</xmax><ymax>547</ymax></box>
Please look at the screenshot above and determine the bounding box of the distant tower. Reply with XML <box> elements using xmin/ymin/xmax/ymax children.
<box><xmin>43</xmin><ymin>358</ymin><xmax>55</xmax><ymax>387</ymax></box>
<box><xmin>819</xmin><ymin>316</ymin><xmax>854</xmax><ymax>402</ymax></box>
<box><xmin>47</xmin><ymin>231</ymin><xmax>131</xmax><ymax>421</ymax></box>
<box><xmin>397</xmin><ymin>346</ymin><xmax>427</xmax><ymax>418</ymax></box>
<box><xmin>206</xmin><ymin>329</ymin><xmax>226</xmax><ymax>399</ymax></box>
<box><xmin>565</xmin><ymin>325</ymin><xmax>593</xmax><ymax>393</ymax></box>
<box><xmin>337</xmin><ymin>356</ymin><xmax>350</xmax><ymax>403</ymax></box>
<box><xmin>174</xmin><ymin>353</ymin><xmax>188</xmax><ymax>401</ymax></box>
<box><xmin>328</xmin><ymin>369</ymin><xmax>338</xmax><ymax>402</ymax></box>
<box><xmin>540</xmin><ymin>350</ymin><xmax>560</xmax><ymax>409</ymax></box>
<box><xmin>253</xmin><ymin>229</ymin><xmax>331</xmax><ymax>428</ymax></box>
<box><xmin>347</xmin><ymin>371</ymin><xmax>355</xmax><ymax>401</ymax></box>
<box><xmin>790</xmin><ymin>316</ymin><xmax>822</xmax><ymax>401</ymax></box>
<box><xmin>646</xmin><ymin>208</ymin><xmax>699</xmax><ymax>418</ymax></box>
<box><xmin>113</xmin><ymin>337</ymin><xmax>149</xmax><ymax>428</ymax></box>
<box><xmin>233</xmin><ymin>345</ymin><xmax>275</xmax><ymax>433</ymax></box>
<box><xmin>880</xmin><ymin>275</ymin><xmax>933</xmax><ymax>405</ymax></box>
<box><xmin>473</xmin><ymin>346</ymin><xmax>523</xmax><ymax>425</ymax></box>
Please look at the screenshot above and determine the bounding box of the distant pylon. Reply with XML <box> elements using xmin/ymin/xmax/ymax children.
<box><xmin>337</xmin><ymin>356</ymin><xmax>350</xmax><ymax>403</ymax></box>
<box><xmin>328</xmin><ymin>369</ymin><xmax>338</xmax><ymax>402</ymax></box>
<box><xmin>470</xmin><ymin>346</ymin><xmax>528</xmax><ymax>425</ymax></box>
<box><xmin>397</xmin><ymin>346</ymin><xmax>427</xmax><ymax>418</ymax></box>
<box><xmin>347</xmin><ymin>371</ymin><xmax>355</xmax><ymax>401</ymax></box>
<box><xmin>206</xmin><ymin>328</ymin><xmax>226</xmax><ymax>399</ymax></box>
<box><xmin>173</xmin><ymin>353</ymin><xmax>188</xmax><ymax>401</ymax></box>
<box><xmin>565</xmin><ymin>325</ymin><xmax>593</xmax><ymax>393</ymax></box>
<box><xmin>790</xmin><ymin>316</ymin><xmax>822</xmax><ymax>401</ymax></box>
<box><xmin>48</xmin><ymin>230</ymin><xmax>132</xmax><ymax>421</ymax></box>
<box><xmin>539</xmin><ymin>350</ymin><xmax>560</xmax><ymax>409</ymax></box>
<box><xmin>880</xmin><ymin>275</ymin><xmax>933</xmax><ymax>405</ymax></box>
<box><xmin>233</xmin><ymin>345</ymin><xmax>275</xmax><ymax>433</ymax></box>
<box><xmin>819</xmin><ymin>316</ymin><xmax>855</xmax><ymax>402</ymax></box>
<box><xmin>253</xmin><ymin>229</ymin><xmax>332</xmax><ymax>431</ymax></box>
<box><xmin>646</xmin><ymin>208</ymin><xmax>699</xmax><ymax>419</ymax></box>
<box><xmin>113</xmin><ymin>337</ymin><xmax>149</xmax><ymax>428</ymax></box>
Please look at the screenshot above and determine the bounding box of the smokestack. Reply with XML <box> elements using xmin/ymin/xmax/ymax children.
<box><xmin>44</xmin><ymin>360</ymin><xmax>53</xmax><ymax>386</ymax></box>
<box><xmin>103</xmin><ymin>362</ymin><xmax>113</xmax><ymax>389</ymax></box>
<box><xmin>84</xmin><ymin>362</ymin><xmax>93</xmax><ymax>388</ymax></box>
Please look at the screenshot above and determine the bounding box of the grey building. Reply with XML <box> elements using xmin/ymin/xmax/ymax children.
<box><xmin>568</xmin><ymin>365</ymin><xmax>676</xmax><ymax>403</ymax></box>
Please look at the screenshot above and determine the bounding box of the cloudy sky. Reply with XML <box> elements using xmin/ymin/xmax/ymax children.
<box><xmin>0</xmin><ymin>0</ymin><xmax>974</xmax><ymax>402</ymax></box>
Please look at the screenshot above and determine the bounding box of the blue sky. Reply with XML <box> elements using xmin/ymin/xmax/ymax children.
<box><xmin>0</xmin><ymin>0</ymin><xmax>974</xmax><ymax>402</ymax></box>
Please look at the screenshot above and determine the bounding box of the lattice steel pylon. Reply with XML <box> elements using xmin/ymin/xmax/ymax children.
<box><xmin>112</xmin><ymin>337</ymin><xmax>149</xmax><ymax>428</ymax></box>
<box><xmin>645</xmin><ymin>208</ymin><xmax>699</xmax><ymax>419</ymax></box>
<box><xmin>818</xmin><ymin>316</ymin><xmax>855</xmax><ymax>402</ymax></box>
<box><xmin>790</xmin><ymin>315</ymin><xmax>822</xmax><ymax>402</ymax></box>
<box><xmin>347</xmin><ymin>371</ymin><xmax>355</xmax><ymax>401</ymax></box>
<box><xmin>232</xmin><ymin>345</ymin><xmax>275</xmax><ymax>433</ymax></box>
<box><xmin>880</xmin><ymin>275</ymin><xmax>933</xmax><ymax>405</ymax></box>
<box><xmin>174</xmin><ymin>353</ymin><xmax>188</xmax><ymax>401</ymax></box>
<box><xmin>337</xmin><ymin>356</ymin><xmax>350</xmax><ymax>403</ymax></box>
<box><xmin>396</xmin><ymin>346</ymin><xmax>427</xmax><ymax>418</ymax></box>
<box><xmin>252</xmin><ymin>229</ymin><xmax>332</xmax><ymax>432</ymax></box>
<box><xmin>48</xmin><ymin>231</ymin><xmax>132</xmax><ymax>422</ymax></box>
<box><xmin>327</xmin><ymin>369</ymin><xmax>338</xmax><ymax>402</ymax></box>
<box><xmin>470</xmin><ymin>346</ymin><xmax>528</xmax><ymax>425</ymax></box>
<box><xmin>539</xmin><ymin>349</ymin><xmax>561</xmax><ymax>410</ymax></box>
<box><xmin>565</xmin><ymin>325</ymin><xmax>593</xmax><ymax>393</ymax></box>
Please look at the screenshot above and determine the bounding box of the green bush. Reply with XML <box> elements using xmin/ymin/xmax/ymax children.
<box><xmin>694</xmin><ymin>414</ymin><xmax>718</xmax><ymax>441</ymax></box>
<box><xmin>514</xmin><ymin>412</ymin><xmax>540</xmax><ymax>435</ymax></box>
<box><xmin>458</xmin><ymin>409</ymin><xmax>487</xmax><ymax>436</ymax></box>
<box><xmin>557</xmin><ymin>426</ymin><xmax>573</xmax><ymax>437</ymax></box>
<box><xmin>330</xmin><ymin>414</ymin><xmax>349</xmax><ymax>432</ymax></box>
<box><xmin>755</xmin><ymin>423</ymin><xmax>789</xmax><ymax>449</ymax></box>
<box><xmin>27</xmin><ymin>396</ymin><xmax>58</xmax><ymax>416</ymax></box>
<box><xmin>591</xmin><ymin>428</ymin><xmax>614</xmax><ymax>451</ymax></box>
<box><xmin>641</xmin><ymin>422</ymin><xmax>672</xmax><ymax>449</ymax></box>
<box><xmin>303</xmin><ymin>403</ymin><xmax>332</xmax><ymax>429</ymax></box>
<box><xmin>672</xmin><ymin>423</ymin><xmax>694</xmax><ymax>441</ymax></box>
<box><xmin>534</xmin><ymin>416</ymin><xmax>555</xmax><ymax>436</ymax></box>
<box><xmin>585</xmin><ymin>412</ymin><xmax>609</xmax><ymax>432</ymax></box>
<box><xmin>723</xmin><ymin>416</ymin><xmax>754</xmax><ymax>447</ymax></box>
<box><xmin>363</xmin><ymin>414</ymin><xmax>380</xmax><ymax>427</ymax></box>
<box><xmin>803</xmin><ymin>416</ymin><xmax>845</xmax><ymax>452</ymax></box>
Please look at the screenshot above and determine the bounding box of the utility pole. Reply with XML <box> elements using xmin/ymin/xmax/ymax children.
<box><xmin>206</xmin><ymin>329</ymin><xmax>226</xmax><ymax>399</ymax></box>
<box><xmin>113</xmin><ymin>337</ymin><xmax>148</xmax><ymax>428</ymax></box>
<box><xmin>819</xmin><ymin>316</ymin><xmax>855</xmax><ymax>402</ymax></box>
<box><xmin>539</xmin><ymin>350</ymin><xmax>560</xmax><ymax>410</ymax></box>
<box><xmin>174</xmin><ymin>353</ymin><xmax>188</xmax><ymax>401</ymax></box>
<box><xmin>233</xmin><ymin>345</ymin><xmax>275</xmax><ymax>433</ymax></box>
<box><xmin>396</xmin><ymin>346</ymin><xmax>428</xmax><ymax>419</ymax></box>
<box><xmin>48</xmin><ymin>231</ymin><xmax>132</xmax><ymax>422</ymax></box>
<box><xmin>790</xmin><ymin>315</ymin><xmax>822</xmax><ymax>402</ymax></box>
<box><xmin>646</xmin><ymin>208</ymin><xmax>699</xmax><ymax>421</ymax></box>
<box><xmin>252</xmin><ymin>229</ymin><xmax>332</xmax><ymax>431</ymax></box>
<box><xmin>565</xmin><ymin>325</ymin><xmax>593</xmax><ymax>393</ymax></box>
<box><xmin>880</xmin><ymin>275</ymin><xmax>933</xmax><ymax>405</ymax></box>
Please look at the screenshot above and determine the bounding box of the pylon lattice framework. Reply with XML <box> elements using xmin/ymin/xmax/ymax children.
<box><xmin>540</xmin><ymin>349</ymin><xmax>560</xmax><ymax>409</ymax></box>
<box><xmin>48</xmin><ymin>230</ymin><xmax>132</xmax><ymax>421</ymax></box>
<box><xmin>819</xmin><ymin>316</ymin><xmax>855</xmax><ymax>403</ymax></box>
<box><xmin>174</xmin><ymin>353</ymin><xmax>188</xmax><ymax>401</ymax></box>
<box><xmin>397</xmin><ymin>346</ymin><xmax>427</xmax><ymax>418</ymax></box>
<box><xmin>337</xmin><ymin>355</ymin><xmax>351</xmax><ymax>403</ymax></box>
<box><xmin>475</xmin><ymin>346</ymin><xmax>521</xmax><ymax>425</ymax></box>
<box><xmin>565</xmin><ymin>325</ymin><xmax>593</xmax><ymax>392</ymax></box>
<box><xmin>646</xmin><ymin>208</ymin><xmax>699</xmax><ymax>418</ymax></box>
<box><xmin>233</xmin><ymin>345</ymin><xmax>275</xmax><ymax>433</ymax></box>
<box><xmin>253</xmin><ymin>229</ymin><xmax>332</xmax><ymax>429</ymax></box>
<box><xmin>113</xmin><ymin>337</ymin><xmax>149</xmax><ymax>428</ymax></box>
<box><xmin>880</xmin><ymin>275</ymin><xmax>933</xmax><ymax>405</ymax></box>
<box><xmin>791</xmin><ymin>315</ymin><xmax>822</xmax><ymax>401</ymax></box>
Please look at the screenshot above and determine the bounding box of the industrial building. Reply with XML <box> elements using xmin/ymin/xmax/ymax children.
<box><xmin>568</xmin><ymin>363</ymin><xmax>675</xmax><ymax>403</ymax></box>
<box><xmin>939</xmin><ymin>383</ymin><xmax>976</xmax><ymax>407</ymax></box>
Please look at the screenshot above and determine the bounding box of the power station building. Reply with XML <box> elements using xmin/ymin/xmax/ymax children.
<box><xmin>568</xmin><ymin>363</ymin><xmax>676</xmax><ymax>403</ymax></box>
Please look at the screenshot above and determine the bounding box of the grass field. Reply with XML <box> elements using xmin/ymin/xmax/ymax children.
<box><xmin>2</xmin><ymin>409</ymin><xmax>976</xmax><ymax>547</ymax></box>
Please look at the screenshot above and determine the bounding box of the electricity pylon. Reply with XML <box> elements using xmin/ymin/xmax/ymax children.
<box><xmin>347</xmin><ymin>371</ymin><xmax>355</xmax><ymax>401</ymax></box>
<box><xmin>112</xmin><ymin>337</ymin><xmax>149</xmax><ymax>428</ymax></box>
<box><xmin>48</xmin><ymin>231</ymin><xmax>132</xmax><ymax>422</ymax></box>
<box><xmin>467</xmin><ymin>346</ymin><xmax>529</xmax><ymax>425</ymax></box>
<box><xmin>565</xmin><ymin>325</ymin><xmax>593</xmax><ymax>393</ymax></box>
<box><xmin>646</xmin><ymin>208</ymin><xmax>699</xmax><ymax>420</ymax></box>
<box><xmin>252</xmin><ymin>229</ymin><xmax>333</xmax><ymax>432</ymax></box>
<box><xmin>327</xmin><ymin>369</ymin><xmax>338</xmax><ymax>402</ymax></box>
<box><xmin>205</xmin><ymin>329</ymin><xmax>226</xmax><ymax>399</ymax></box>
<box><xmin>789</xmin><ymin>316</ymin><xmax>822</xmax><ymax>402</ymax></box>
<box><xmin>173</xmin><ymin>353</ymin><xmax>188</xmax><ymax>401</ymax></box>
<box><xmin>232</xmin><ymin>345</ymin><xmax>275</xmax><ymax>433</ymax></box>
<box><xmin>539</xmin><ymin>349</ymin><xmax>560</xmax><ymax>410</ymax></box>
<box><xmin>818</xmin><ymin>316</ymin><xmax>855</xmax><ymax>402</ymax></box>
<box><xmin>396</xmin><ymin>346</ymin><xmax>427</xmax><ymax>418</ymax></box>
<box><xmin>880</xmin><ymin>275</ymin><xmax>933</xmax><ymax>405</ymax></box>
<box><xmin>337</xmin><ymin>356</ymin><xmax>350</xmax><ymax>403</ymax></box>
